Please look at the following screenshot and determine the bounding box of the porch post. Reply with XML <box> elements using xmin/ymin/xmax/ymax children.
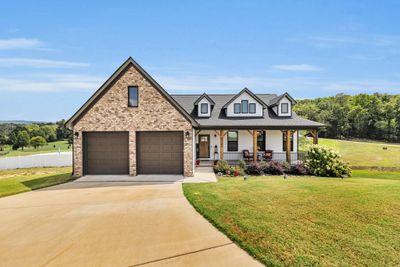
<box><xmin>286</xmin><ymin>129</ymin><xmax>291</xmax><ymax>164</ymax></box>
<box><xmin>312</xmin><ymin>129</ymin><xmax>318</xmax><ymax>144</ymax></box>
<box><xmin>219</xmin><ymin>130</ymin><xmax>224</xmax><ymax>160</ymax></box>
<box><xmin>253</xmin><ymin>130</ymin><xmax>257</xmax><ymax>161</ymax></box>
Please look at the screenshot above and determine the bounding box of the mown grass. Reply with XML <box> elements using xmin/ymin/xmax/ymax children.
<box><xmin>301</xmin><ymin>138</ymin><xmax>400</xmax><ymax>169</ymax></box>
<box><xmin>0</xmin><ymin>167</ymin><xmax>73</xmax><ymax>197</ymax></box>
<box><xmin>0</xmin><ymin>140</ymin><xmax>71</xmax><ymax>158</ymax></box>
<box><xmin>183</xmin><ymin>170</ymin><xmax>400</xmax><ymax>266</ymax></box>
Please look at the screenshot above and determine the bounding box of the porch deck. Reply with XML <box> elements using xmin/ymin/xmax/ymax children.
<box><xmin>197</xmin><ymin>152</ymin><xmax>306</xmax><ymax>166</ymax></box>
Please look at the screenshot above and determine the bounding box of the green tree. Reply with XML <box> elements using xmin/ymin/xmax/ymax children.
<box><xmin>15</xmin><ymin>130</ymin><xmax>30</xmax><ymax>150</ymax></box>
<box><xmin>56</xmin><ymin>119</ymin><xmax>72</xmax><ymax>140</ymax></box>
<box><xmin>294</xmin><ymin>93</ymin><xmax>400</xmax><ymax>142</ymax></box>
<box><xmin>30</xmin><ymin>136</ymin><xmax>47</xmax><ymax>149</ymax></box>
<box><xmin>40</xmin><ymin>125</ymin><xmax>57</xmax><ymax>142</ymax></box>
<box><xmin>0</xmin><ymin>134</ymin><xmax>6</xmax><ymax>151</ymax></box>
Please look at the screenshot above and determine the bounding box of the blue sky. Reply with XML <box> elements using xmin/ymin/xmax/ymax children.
<box><xmin>1</xmin><ymin>0</ymin><xmax>400</xmax><ymax>121</ymax></box>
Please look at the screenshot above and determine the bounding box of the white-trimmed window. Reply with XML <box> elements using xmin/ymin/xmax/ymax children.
<box><xmin>249</xmin><ymin>103</ymin><xmax>256</xmax><ymax>114</ymax></box>
<box><xmin>241</xmin><ymin>100</ymin><xmax>248</xmax><ymax>113</ymax></box>
<box><xmin>281</xmin><ymin>103</ymin><xmax>289</xmax><ymax>114</ymax></box>
<box><xmin>227</xmin><ymin>131</ymin><xmax>238</xmax><ymax>151</ymax></box>
<box><xmin>234</xmin><ymin>103</ymin><xmax>241</xmax><ymax>114</ymax></box>
<box><xmin>200</xmin><ymin>103</ymin><xmax>208</xmax><ymax>114</ymax></box>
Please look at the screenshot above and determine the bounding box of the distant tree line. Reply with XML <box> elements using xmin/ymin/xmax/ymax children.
<box><xmin>0</xmin><ymin>120</ymin><xmax>72</xmax><ymax>150</ymax></box>
<box><xmin>294</xmin><ymin>93</ymin><xmax>400</xmax><ymax>142</ymax></box>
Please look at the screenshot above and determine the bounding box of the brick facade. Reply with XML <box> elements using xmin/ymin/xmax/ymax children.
<box><xmin>72</xmin><ymin>64</ymin><xmax>194</xmax><ymax>177</ymax></box>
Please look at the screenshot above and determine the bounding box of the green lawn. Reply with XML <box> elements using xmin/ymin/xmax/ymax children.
<box><xmin>0</xmin><ymin>140</ymin><xmax>71</xmax><ymax>158</ymax></box>
<box><xmin>0</xmin><ymin>167</ymin><xmax>73</xmax><ymax>197</ymax></box>
<box><xmin>301</xmin><ymin>137</ymin><xmax>400</xmax><ymax>169</ymax></box>
<box><xmin>183</xmin><ymin>170</ymin><xmax>400</xmax><ymax>266</ymax></box>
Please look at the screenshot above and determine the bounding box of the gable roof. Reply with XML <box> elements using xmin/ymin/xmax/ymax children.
<box><xmin>221</xmin><ymin>87</ymin><xmax>268</xmax><ymax>109</ymax></box>
<box><xmin>65</xmin><ymin>57</ymin><xmax>198</xmax><ymax>128</ymax></box>
<box><xmin>194</xmin><ymin>93</ymin><xmax>215</xmax><ymax>106</ymax></box>
<box><xmin>268</xmin><ymin>92</ymin><xmax>297</xmax><ymax>106</ymax></box>
<box><xmin>172</xmin><ymin>94</ymin><xmax>325</xmax><ymax>129</ymax></box>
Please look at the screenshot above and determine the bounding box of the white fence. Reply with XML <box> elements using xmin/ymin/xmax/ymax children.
<box><xmin>0</xmin><ymin>152</ymin><xmax>72</xmax><ymax>170</ymax></box>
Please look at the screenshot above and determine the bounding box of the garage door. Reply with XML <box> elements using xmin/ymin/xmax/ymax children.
<box><xmin>137</xmin><ymin>131</ymin><xmax>183</xmax><ymax>174</ymax></box>
<box><xmin>83</xmin><ymin>132</ymin><xmax>129</xmax><ymax>175</ymax></box>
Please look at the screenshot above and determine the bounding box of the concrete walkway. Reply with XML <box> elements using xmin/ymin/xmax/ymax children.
<box><xmin>0</xmin><ymin>181</ymin><xmax>261</xmax><ymax>267</ymax></box>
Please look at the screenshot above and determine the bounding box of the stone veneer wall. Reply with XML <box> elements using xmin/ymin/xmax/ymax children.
<box><xmin>72</xmin><ymin>64</ymin><xmax>194</xmax><ymax>177</ymax></box>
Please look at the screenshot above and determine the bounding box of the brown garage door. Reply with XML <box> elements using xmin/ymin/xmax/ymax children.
<box><xmin>137</xmin><ymin>131</ymin><xmax>183</xmax><ymax>174</ymax></box>
<box><xmin>83</xmin><ymin>132</ymin><xmax>129</xmax><ymax>175</ymax></box>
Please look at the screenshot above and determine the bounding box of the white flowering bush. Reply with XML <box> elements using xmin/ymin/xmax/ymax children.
<box><xmin>305</xmin><ymin>145</ymin><xmax>351</xmax><ymax>177</ymax></box>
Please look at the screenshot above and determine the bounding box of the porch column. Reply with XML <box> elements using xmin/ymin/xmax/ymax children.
<box><xmin>253</xmin><ymin>130</ymin><xmax>257</xmax><ymax>161</ymax></box>
<box><xmin>313</xmin><ymin>129</ymin><xmax>318</xmax><ymax>144</ymax></box>
<box><xmin>286</xmin><ymin>129</ymin><xmax>291</xmax><ymax>164</ymax></box>
<box><xmin>219</xmin><ymin>130</ymin><xmax>224</xmax><ymax>160</ymax></box>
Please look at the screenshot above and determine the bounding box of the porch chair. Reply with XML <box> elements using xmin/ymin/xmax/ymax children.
<box><xmin>263</xmin><ymin>150</ymin><xmax>273</xmax><ymax>161</ymax></box>
<box><xmin>242</xmin><ymin>149</ymin><xmax>252</xmax><ymax>162</ymax></box>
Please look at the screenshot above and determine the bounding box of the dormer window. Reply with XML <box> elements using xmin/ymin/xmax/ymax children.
<box><xmin>234</xmin><ymin>103</ymin><xmax>240</xmax><ymax>114</ymax></box>
<box><xmin>200</xmin><ymin>103</ymin><xmax>208</xmax><ymax>114</ymax></box>
<box><xmin>241</xmin><ymin>100</ymin><xmax>248</xmax><ymax>113</ymax></box>
<box><xmin>195</xmin><ymin>93</ymin><xmax>214</xmax><ymax>117</ymax></box>
<box><xmin>222</xmin><ymin>88</ymin><xmax>268</xmax><ymax>117</ymax></box>
<box><xmin>249</xmin><ymin>103</ymin><xmax>256</xmax><ymax>114</ymax></box>
<box><xmin>281</xmin><ymin>103</ymin><xmax>289</xmax><ymax>114</ymax></box>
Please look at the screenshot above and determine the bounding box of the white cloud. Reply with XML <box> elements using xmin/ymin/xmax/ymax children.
<box><xmin>0</xmin><ymin>58</ymin><xmax>89</xmax><ymax>68</ymax></box>
<box><xmin>155</xmin><ymin>73</ymin><xmax>400</xmax><ymax>95</ymax></box>
<box><xmin>0</xmin><ymin>38</ymin><xmax>44</xmax><ymax>50</ymax></box>
<box><xmin>321</xmin><ymin>80</ymin><xmax>400</xmax><ymax>93</ymax></box>
<box><xmin>348</xmin><ymin>54</ymin><xmax>384</xmax><ymax>61</ymax></box>
<box><xmin>272</xmin><ymin>64</ymin><xmax>322</xmax><ymax>72</ymax></box>
<box><xmin>0</xmin><ymin>74</ymin><xmax>104</xmax><ymax>92</ymax></box>
<box><xmin>308</xmin><ymin>34</ymin><xmax>400</xmax><ymax>48</ymax></box>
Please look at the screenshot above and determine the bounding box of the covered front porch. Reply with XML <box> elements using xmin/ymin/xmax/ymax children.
<box><xmin>195</xmin><ymin>128</ymin><xmax>319</xmax><ymax>166</ymax></box>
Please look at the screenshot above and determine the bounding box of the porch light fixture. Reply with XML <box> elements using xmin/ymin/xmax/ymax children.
<box><xmin>185</xmin><ymin>131</ymin><xmax>190</xmax><ymax>138</ymax></box>
<box><xmin>74</xmin><ymin>132</ymin><xmax>79</xmax><ymax>138</ymax></box>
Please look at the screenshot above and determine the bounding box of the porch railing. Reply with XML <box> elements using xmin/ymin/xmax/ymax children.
<box><xmin>223</xmin><ymin>152</ymin><xmax>305</xmax><ymax>165</ymax></box>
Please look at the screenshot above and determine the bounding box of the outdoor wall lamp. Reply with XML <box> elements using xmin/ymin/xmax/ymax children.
<box><xmin>74</xmin><ymin>132</ymin><xmax>79</xmax><ymax>138</ymax></box>
<box><xmin>185</xmin><ymin>131</ymin><xmax>190</xmax><ymax>138</ymax></box>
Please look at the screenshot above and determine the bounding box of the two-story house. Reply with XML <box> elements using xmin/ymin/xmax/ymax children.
<box><xmin>66</xmin><ymin>58</ymin><xmax>324</xmax><ymax>177</ymax></box>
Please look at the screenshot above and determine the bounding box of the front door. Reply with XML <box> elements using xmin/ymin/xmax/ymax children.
<box><xmin>199</xmin><ymin>135</ymin><xmax>210</xmax><ymax>158</ymax></box>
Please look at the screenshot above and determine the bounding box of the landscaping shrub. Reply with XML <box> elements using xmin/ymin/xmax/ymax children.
<box><xmin>305</xmin><ymin>145</ymin><xmax>352</xmax><ymax>177</ymax></box>
<box><xmin>246</xmin><ymin>161</ymin><xmax>286</xmax><ymax>175</ymax></box>
<box><xmin>238</xmin><ymin>159</ymin><xmax>246</xmax><ymax>170</ymax></box>
<box><xmin>214</xmin><ymin>160</ymin><xmax>229</xmax><ymax>173</ymax></box>
<box><xmin>289</xmin><ymin>163</ymin><xmax>307</xmax><ymax>175</ymax></box>
<box><xmin>246</xmin><ymin>161</ymin><xmax>263</xmax><ymax>175</ymax></box>
<box><xmin>263</xmin><ymin>160</ymin><xmax>284</xmax><ymax>175</ymax></box>
<box><xmin>282</xmin><ymin>161</ymin><xmax>291</xmax><ymax>173</ymax></box>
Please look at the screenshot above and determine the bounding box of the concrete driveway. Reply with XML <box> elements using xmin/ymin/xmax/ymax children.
<box><xmin>0</xmin><ymin>180</ymin><xmax>262</xmax><ymax>266</ymax></box>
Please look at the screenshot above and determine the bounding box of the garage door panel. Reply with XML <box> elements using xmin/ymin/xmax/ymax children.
<box><xmin>137</xmin><ymin>131</ymin><xmax>183</xmax><ymax>174</ymax></box>
<box><xmin>84</xmin><ymin>132</ymin><xmax>129</xmax><ymax>175</ymax></box>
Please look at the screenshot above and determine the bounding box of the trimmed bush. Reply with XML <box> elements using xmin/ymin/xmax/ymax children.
<box><xmin>289</xmin><ymin>163</ymin><xmax>307</xmax><ymax>175</ymax></box>
<box><xmin>214</xmin><ymin>160</ymin><xmax>229</xmax><ymax>173</ymax></box>
<box><xmin>282</xmin><ymin>161</ymin><xmax>291</xmax><ymax>173</ymax></box>
<box><xmin>305</xmin><ymin>145</ymin><xmax>351</xmax><ymax>177</ymax></box>
<box><xmin>246</xmin><ymin>161</ymin><xmax>263</xmax><ymax>175</ymax></box>
<box><xmin>263</xmin><ymin>160</ymin><xmax>284</xmax><ymax>175</ymax></box>
<box><xmin>238</xmin><ymin>160</ymin><xmax>246</xmax><ymax>170</ymax></box>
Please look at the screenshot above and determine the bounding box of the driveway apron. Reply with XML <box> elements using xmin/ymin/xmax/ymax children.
<box><xmin>0</xmin><ymin>181</ymin><xmax>262</xmax><ymax>267</ymax></box>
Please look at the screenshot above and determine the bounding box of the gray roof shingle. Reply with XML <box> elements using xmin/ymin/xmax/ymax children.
<box><xmin>171</xmin><ymin>94</ymin><xmax>324</xmax><ymax>129</ymax></box>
